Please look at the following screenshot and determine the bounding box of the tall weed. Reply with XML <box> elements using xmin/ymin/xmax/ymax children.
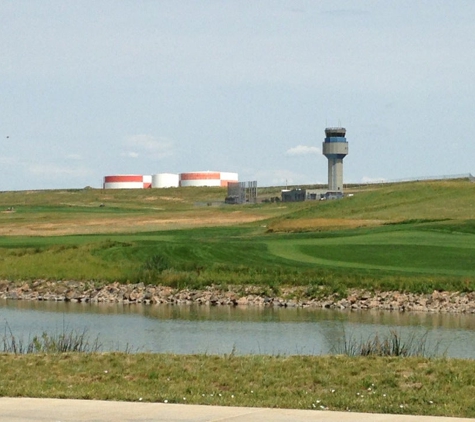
<box><xmin>331</xmin><ymin>329</ymin><xmax>440</xmax><ymax>358</ymax></box>
<box><xmin>1</xmin><ymin>323</ymin><xmax>102</xmax><ymax>354</ymax></box>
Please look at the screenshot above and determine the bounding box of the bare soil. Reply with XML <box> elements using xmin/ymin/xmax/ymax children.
<box><xmin>268</xmin><ymin>218</ymin><xmax>383</xmax><ymax>232</ymax></box>
<box><xmin>0</xmin><ymin>213</ymin><xmax>269</xmax><ymax>236</ymax></box>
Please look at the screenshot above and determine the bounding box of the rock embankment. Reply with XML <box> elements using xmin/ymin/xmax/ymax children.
<box><xmin>1</xmin><ymin>280</ymin><xmax>475</xmax><ymax>314</ymax></box>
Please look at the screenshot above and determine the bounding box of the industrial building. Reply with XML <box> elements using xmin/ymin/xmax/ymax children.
<box><xmin>281</xmin><ymin>188</ymin><xmax>306</xmax><ymax>202</ymax></box>
<box><xmin>103</xmin><ymin>171</ymin><xmax>238</xmax><ymax>189</ymax></box>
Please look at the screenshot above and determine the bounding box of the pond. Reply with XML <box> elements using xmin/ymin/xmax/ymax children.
<box><xmin>1</xmin><ymin>300</ymin><xmax>475</xmax><ymax>358</ymax></box>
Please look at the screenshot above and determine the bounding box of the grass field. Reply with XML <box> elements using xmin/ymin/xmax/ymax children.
<box><xmin>1</xmin><ymin>352</ymin><xmax>475</xmax><ymax>418</ymax></box>
<box><xmin>2</xmin><ymin>180</ymin><xmax>475</xmax><ymax>417</ymax></box>
<box><xmin>1</xmin><ymin>179</ymin><xmax>475</xmax><ymax>293</ymax></box>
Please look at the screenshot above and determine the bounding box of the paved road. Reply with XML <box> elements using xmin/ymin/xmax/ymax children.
<box><xmin>0</xmin><ymin>398</ymin><xmax>474</xmax><ymax>422</ymax></box>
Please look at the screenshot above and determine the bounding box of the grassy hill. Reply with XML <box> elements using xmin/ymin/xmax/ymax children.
<box><xmin>1</xmin><ymin>179</ymin><xmax>475</xmax><ymax>293</ymax></box>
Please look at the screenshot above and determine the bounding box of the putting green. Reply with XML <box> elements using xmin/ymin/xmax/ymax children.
<box><xmin>267</xmin><ymin>230</ymin><xmax>475</xmax><ymax>276</ymax></box>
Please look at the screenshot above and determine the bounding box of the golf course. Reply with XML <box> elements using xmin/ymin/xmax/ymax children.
<box><xmin>0</xmin><ymin>178</ymin><xmax>475</xmax><ymax>294</ymax></box>
<box><xmin>2</xmin><ymin>178</ymin><xmax>475</xmax><ymax>418</ymax></box>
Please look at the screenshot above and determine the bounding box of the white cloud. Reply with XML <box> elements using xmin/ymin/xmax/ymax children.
<box><xmin>120</xmin><ymin>152</ymin><xmax>140</xmax><ymax>158</ymax></box>
<box><xmin>66</xmin><ymin>154</ymin><xmax>82</xmax><ymax>160</ymax></box>
<box><xmin>28</xmin><ymin>164</ymin><xmax>93</xmax><ymax>178</ymax></box>
<box><xmin>123</xmin><ymin>135</ymin><xmax>175</xmax><ymax>159</ymax></box>
<box><xmin>286</xmin><ymin>145</ymin><xmax>321</xmax><ymax>156</ymax></box>
<box><xmin>0</xmin><ymin>156</ymin><xmax>18</xmax><ymax>166</ymax></box>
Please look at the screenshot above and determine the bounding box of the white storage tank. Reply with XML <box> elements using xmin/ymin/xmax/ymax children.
<box><xmin>103</xmin><ymin>175</ymin><xmax>145</xmax><ymax>189</ymax></box>
<box><xmin>179</xmin><ymin>171</ymin><xmax>222</xmax><ymax>187</ymax></box>
<box><xmin>219</xmin><ymin>172</ymin><xmax>239</xmax><ymax>187</ymax></box>
<box><xmin>179</xmin><ymin>171</ymin><xmax>239</xmax><ymax>187</ymax></box>
<box><xmin>152</xmin><ymin>173</ymin><xmax>179</xmax><ymax>188</ymax></box>
<box><xmin>143</xmin><ymin>175</ymin><xmax>152</xmax><ymax>189</ymax></box>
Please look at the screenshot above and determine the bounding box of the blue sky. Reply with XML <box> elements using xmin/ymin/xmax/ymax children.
<box><xmin>1</xmin><ymin>0</ymin><xmax>475</xmax><ymax>190</ymax></box>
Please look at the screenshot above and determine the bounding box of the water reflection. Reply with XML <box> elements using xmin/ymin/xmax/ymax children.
<box><xmin>1</xmin><ymin>299</ymin><xmax>475</xmax><ymax>358</ymax></box>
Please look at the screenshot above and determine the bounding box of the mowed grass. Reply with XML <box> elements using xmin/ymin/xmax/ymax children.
<box><xmin>0</xmin><ymin>180</ymin><xmax>475</xmax><ymax>293</ymax></box>
<box><xmin>1</xmin><ymin>223</ymin><xmax>475</xmax><ymax>294</ymax></box>
<box><xmin>1</xmin><ymin>353</ymin><xmax>475</xmax><ymax>418</ymax></box>
<box><xmin>268</xmin><ymin>227</ymin><xmax>475</xmax><ymax>276</ymax></box>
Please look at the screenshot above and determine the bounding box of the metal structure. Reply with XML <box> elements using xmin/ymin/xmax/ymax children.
<box><xmin>322</xmin><ymin>127</ymin><xmax>349</xmax><ymax>192</ymax></box>
<box><xmin>247</xmin><ymin>180</ymin><xmax>258</xmax><ymax>203</ymax></box>
<box><xmin>357</xmin><ymin>173</ymin><xmax>475</xmax><ymax>186</ymax></box>
<box><xmin>226</xmin><ymin>181</ymin><xmax>257</xmax><ymax>204</ymax></box>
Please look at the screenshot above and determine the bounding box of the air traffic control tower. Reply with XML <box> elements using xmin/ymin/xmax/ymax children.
<box><xmin>322</xmin><ymin>127</ymin><xmax>349</xmax><ymax>192</ymax></box>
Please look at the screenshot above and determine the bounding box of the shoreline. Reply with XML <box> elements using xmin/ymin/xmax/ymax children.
<box><xmin>1</xmin><ymin>280</ymin><xmax>475</xmax><ymax>314</ymax></box>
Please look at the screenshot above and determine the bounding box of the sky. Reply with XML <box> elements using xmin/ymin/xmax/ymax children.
<box><xmin>2</xmin><ymin>0</ymin><xmax>475</xmax><ymax>190</ymax></box>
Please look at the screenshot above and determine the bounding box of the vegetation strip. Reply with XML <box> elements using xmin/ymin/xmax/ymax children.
<box><xmin>1</xmin><ymin>353</ymin><xmax>475</xmax><ymax>418</ymax></box>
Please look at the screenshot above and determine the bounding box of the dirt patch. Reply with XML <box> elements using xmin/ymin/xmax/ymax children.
<box><xmin>0</xmin><ymin>213</ymin><xmax>269</xmax><ymax>236</ymax></box>
<box><xmin>160</xmin><ymin>196</ymin><xmax>184</xmax><ymax>202</ymax></box>
<box><xmin>268</xmin><ymin>218</ymin><xmax>384</xmax><ymax>232</ymax></box>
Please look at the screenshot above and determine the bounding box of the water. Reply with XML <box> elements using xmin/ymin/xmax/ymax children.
<box><xmin>2</xmin><ymin>299</ymin><xmax>475</xmax><ymax>358</ymax></box>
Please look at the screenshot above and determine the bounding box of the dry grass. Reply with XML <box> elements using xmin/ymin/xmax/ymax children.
<box><xmin>0</xmin><ymin>211</ymin><xmax>269</xmax><ymax>236</ymax></box>
<box><xmin>268</xmin><ymin>218</ymin><xmax>383</xmax><ymax>233</ymax></box>
<box><xmin>0</xmin><ymin>353</ymin><xmax>474</xmax><ymax>417</ymax></box>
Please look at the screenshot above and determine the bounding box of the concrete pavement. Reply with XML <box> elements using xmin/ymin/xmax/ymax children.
<box><xmin>0</xmin><ymin>398</ymin><xmax>474</xmax><ymax>422</ymax></box>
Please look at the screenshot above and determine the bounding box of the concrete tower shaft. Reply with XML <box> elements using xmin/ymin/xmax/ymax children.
<box><xmin>322</xmin><ymin>127</ymin><xmax>348</xmax><ymax>192</ymax></box>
